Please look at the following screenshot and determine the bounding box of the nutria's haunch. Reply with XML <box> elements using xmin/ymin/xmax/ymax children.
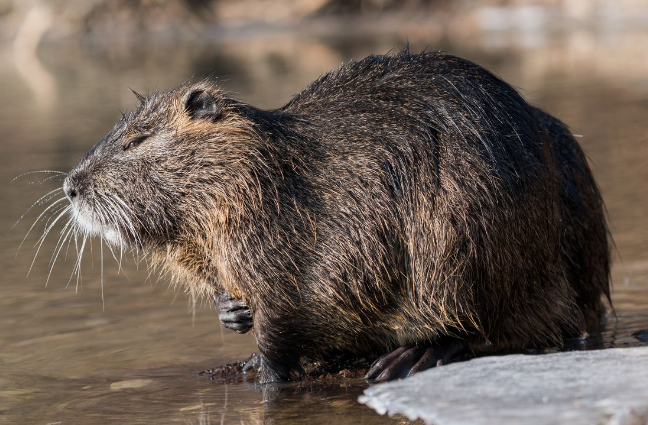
<box><xmin>62</xmin><ymin>49</ymin><xmax>610</xmax><ymax>383</ymax></box>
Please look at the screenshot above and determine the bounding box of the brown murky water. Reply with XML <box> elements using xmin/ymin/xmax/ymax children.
<box><xmin>1</xmin><ymin>30</ymin><xmax>648</xmax><ymax>424</ymax></box>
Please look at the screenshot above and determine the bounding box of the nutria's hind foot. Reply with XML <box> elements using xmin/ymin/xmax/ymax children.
<box><xmin>365</xmin><ymin>337</ymin><xmax>468</xmax><ymax>382</ymax></box>
<box><xmin>242</xmin><ymin>353</ymin><xmax>261</xmax><ymax>372</ymax></box>
<box><xmin>215</xmin><ymin>292</ymin><xmax>253</xmax><ymax>334</ymax></box>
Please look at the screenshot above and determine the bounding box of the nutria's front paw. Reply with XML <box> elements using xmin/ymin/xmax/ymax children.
<box><xmin>365</xmin><ymin>337</ymin><xmax>468</xmax><ymax>382</ymax></box>
<box><xmin>215</xmin><ymin>292</ymin><xmax>253</xmax><ymax>334</ymax></box>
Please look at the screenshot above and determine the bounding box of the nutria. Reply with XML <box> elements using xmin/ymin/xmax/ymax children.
<box><xmin>61</xmin><ymin>49</ymin><xmax>610</xmax><ymax>383</ymax></box>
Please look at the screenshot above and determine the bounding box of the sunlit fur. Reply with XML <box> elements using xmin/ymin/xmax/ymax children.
<box><xmin>60</xmin><ymin>50</ymin><xmax>610</xmax><ymax>382</ymax></box>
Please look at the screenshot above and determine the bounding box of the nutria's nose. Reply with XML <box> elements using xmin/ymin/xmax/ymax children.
<box><xmin>63</xmin><ymin>177</ymin><xmax>78</xmax><ymax>201</ymax></box>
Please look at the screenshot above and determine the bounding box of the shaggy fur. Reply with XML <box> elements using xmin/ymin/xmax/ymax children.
<box><xmin>63</xmin><ymin>50</ymin><xmax>610</xmax><ymax>382</ymax></box>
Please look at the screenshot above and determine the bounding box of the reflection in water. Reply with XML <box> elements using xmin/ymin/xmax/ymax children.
<box><xmin>1</xmin><ymin>28</ymin><xmax>647</xmax><ymax>424</ymax></box>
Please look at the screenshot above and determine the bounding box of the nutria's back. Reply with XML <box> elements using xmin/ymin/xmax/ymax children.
<box><xmin>63</xmin><ymin>50</ymin><xmax>610</xmax><ymax>382</ymax></box>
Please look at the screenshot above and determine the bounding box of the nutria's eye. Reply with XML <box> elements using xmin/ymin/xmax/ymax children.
<box><xmin>123</xmin><ymin>135</ymin><xmax>148</xmax><ymax>151</ymax></box>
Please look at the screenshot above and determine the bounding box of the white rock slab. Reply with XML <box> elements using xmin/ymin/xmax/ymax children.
<box><xmin>359</xmin><ymin>347</ymin><xmax>648</xmax><ymax>425</ymax></box>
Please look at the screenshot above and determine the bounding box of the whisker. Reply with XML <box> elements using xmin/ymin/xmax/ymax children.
<box><xmin>110</xmin><ymin>195</ymin><xmax>144</xmax><ymax>230</ymax></box>
<box><xmin>89</xmin><ymin>235</ymin><xmax>94</xmax><ymax>270</ymax></box>
<box><xmin>39</xmin><ymin>174</ymin><xmax>66</xmax><ymax>184</ymax></box>
<box><xmin>90</xmin><ymin>199</ymin><xmax>129</xmax><ymax>290</ymax></box>
<box><xmin>99</xmin><ymin>200</ymin><xmax>128</xmax><ymax>274</ymax></box>
<box><xmin>90</xmin><ymin>203</ymin><xmax>114</xmax><ymax>296</ymax></box>
<box><xmin>105</xmin><ymin>196</ymin><xmax>143</xmax><ymax>269</ymax></box>
<box><xmin>105</xmin><ymin>236</ymin><xmax>126</xmax><ymax>275</ymax></box>
<box><xmin>71</xmin><ymin>234</ymin><xmax>88</xmax><ymax>293</ymax></box>
<box><xmin>27</xmin><ymin>204</ymin><xmax>72</xmax><ymax>277</ymax></box>
<box><xmin>48</xmin><ymin>217</ymin><xmax>74</xmax><ymax>269</ymax></box>
<box><xmin>46</xmin><ymin>218</ymin><xmax>75</xmax><ymax>287</ymax></box>
<box><xmin>66</xmin><ymin>232</ymin><xmax>80</xmax><ymax>289</ymax></box>
<box><xmin>39</xmin><ymin>203</ymin><xmax>71</xmax><ymax>234</ymax></box>
<box><xmin>13</xmin><ymin>187</ymin><xmax>64</xmax><ymax>230</ymax></box>
<box><xmin>34</xmin><ymin>202</ymin><xmax>70</xmax><ymax>247</ymax></box>
<box><xmin>109</xmin><ymin>200</ymin><xmax>141</xmax><ymax>247</ymax></box>
<box><xmin>100</xmin><ymin>235</ymin><xmax>105</xmax><ymax>312</ymax></box>
<box><xmin>107</xmin><ymin>195</ymin><xmax>143</xmax><ymax>247</ymax></box>
<box><xmin>18</xmin><ymin>196</ymin><xmax>67</xmax><ymax>255</ymax></box>
<box><xmin>12</xmin><ymin>170</ymin><xmax>67</xmax><ymax>182</ymax></box>
<box><xmin>17</xmin><ymin>203</ymin><xmax>66</xmax><ymax>258</ymax></box>
<box><xmin>64</xmin><ymin>222</ymin><xmax>77</xmax><ymax>262</ymax></box>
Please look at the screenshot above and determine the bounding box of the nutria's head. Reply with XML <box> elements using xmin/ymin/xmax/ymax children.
<box><xmin>63</xmin><ymin>81</ymin><xmax>262</xmax><ymax>258</ymax></box>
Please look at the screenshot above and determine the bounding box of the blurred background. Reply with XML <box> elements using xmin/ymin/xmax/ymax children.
<box><xmin>1</xmin><ymin>1</ymin><xmax>648</xmax><ymax>424</ymax></box>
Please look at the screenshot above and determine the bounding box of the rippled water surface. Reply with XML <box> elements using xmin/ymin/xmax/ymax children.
<box><xmin>1</xmin><ymin>30</ymin><xmax>648</xmax><ymax>424</ymax></box>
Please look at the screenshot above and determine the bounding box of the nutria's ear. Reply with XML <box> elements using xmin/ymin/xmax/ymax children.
<box><xmin>184</xmin><ymin>89</ymin><xmax>223</xmax><ymax>121</ymax></box>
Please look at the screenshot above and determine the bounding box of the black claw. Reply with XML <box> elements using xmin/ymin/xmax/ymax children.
<box><xmin>407</xmin><ymin>347</ymin><xmax>437</xmax><ymax>376</ymax></box>
<box><xmin>365</xmin><ymin>346</ymin><xmax>408</xmax><ymax>380</ymax></box>
<box><xmin>223</xmin><ymin>319</ymin><xmax>253</xmax><ymax>334</ymax></box>
<box><xmin>376</xmin><ymin>346</ymin><xmax>425</xmax><ymax>381</ymax></box>
<box><xmin>214</xmin><ymin>291</ymin><xmax>253</xmax><ymax>334</ymax></box>
<box><xmin>365</xmin><ymin>338</ymin><xmax>468</xmax><ymax>382</ymax></box>
<box><xmin>218</xmin><ymin>299</ymin><xmax>247</xmax><ymax>313</ymax></box>
<box><xmin>242</xmin><ymin>353</ymin><xmax>261</xmax><ymax>372</ymax></box>
<box><xmin>219</xmin><ymin>309</ymin><xmax>252</xmax><ymax>323</ymax></box>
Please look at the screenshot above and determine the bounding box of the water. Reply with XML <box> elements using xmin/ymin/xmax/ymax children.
<box><xmin>1</xmin><ymin>29</ymin><xmax>648</xmax><ymax>424</ymax></box>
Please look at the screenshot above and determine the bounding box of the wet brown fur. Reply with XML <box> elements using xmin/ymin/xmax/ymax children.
<box><xmin>65</xmin><ymin>50</ymin><xmax>610</xmax><ymax>382</ymax></box>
